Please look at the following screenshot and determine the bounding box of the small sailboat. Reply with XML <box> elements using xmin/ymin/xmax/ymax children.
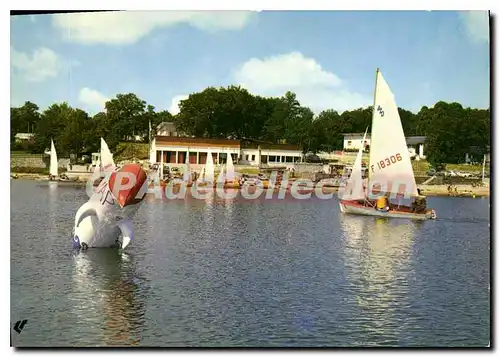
<box><xmin>205</xmin><ymin>150</ymin><xmax>215</xmax><ymax>185</ymax></box>
<box><xmin>221</xmin><ymin>151</ymin><xmax>240</xmax><ymax>189</ymax></box>
<box><xmin>49</xmin><ymin>139</ymin><xmax>58</xmax><ymax>181</ymax></box>
<box><xmin>198</xmin><ymin>151</ymin><xmax>215</xmax><ymax>187</ymax></box>
<box><xmin>339</xmin><ymin>69</ymin><xmax>436</xmax><ymax>220</ymax></box>
<box><xmin>183</xmin><ymin>161</ymin><xmax>191</xmax><ymax>183</ymax></box>
<box><xmin>100</xmin><ymin>137</ymin><xmax>115</xmax><ymax>171</ymax></box>
<box><xmin>93</xmin><ymin>138</ymin><xmax>116</xmax><ymax>187</ymax></box>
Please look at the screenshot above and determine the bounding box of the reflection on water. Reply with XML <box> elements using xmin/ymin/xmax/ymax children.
<box><xmin>340</xmin><ymin>216</ymin><xmax>418</xmax><ymax>346</ymax></box>
<box><xmin>71</xmin><ymin>250</ymin><xmax>146</xmax><ymax>346</ymax></box>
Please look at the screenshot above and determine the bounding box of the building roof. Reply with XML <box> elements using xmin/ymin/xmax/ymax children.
<box><xmin>156</xmin><ymin>121</ymin><xmax>176</xmax><ymax>131</ymax></box>
<box><xmin>405</xmin><ymin>136</ymin><xmax>426</xmax><ymax>145</ymax></box>
<box><xmin>241</xmin><ymin>140</ymin><xmax>300</xmax><ymax>151</ymax></box>
<box><xmin>342</xmin><ymin>133</ymin><xmax>426</xmax><ymax>145</ymax></box>
<box><xmin>342</xmin><ymin>133</ymin><xmax>371</xmax><ymax>137</ymax></box>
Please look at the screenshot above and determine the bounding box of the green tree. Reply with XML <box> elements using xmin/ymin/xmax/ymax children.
<box><xmin>10</xmin><ymin>101</ymin><xmax>40</xmax><ymax>148</ymax></box>
<box><xmin>104</xmin><ymin>93</ymin><xmax>148</xmax><ymax>146</ymax></box>
<box><xmin>32</xmin><ymin>102</ymin><xmax>86</xmax><ymax>156</ymax></box>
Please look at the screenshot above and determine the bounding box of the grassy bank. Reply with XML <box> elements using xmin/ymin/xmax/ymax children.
<box><xmin>411</xmin><ymin>160</ymin><xmax>483</xmax><ymax>173</ymax></box>
<box><xmin>114</xmin><ymin>142</ymin><xmax>149</xmax><ymax>161</ymax></box>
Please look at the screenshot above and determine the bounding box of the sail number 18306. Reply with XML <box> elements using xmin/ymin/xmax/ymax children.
<box><xmin>371</xmin><ymin>153</ymin><xmax>402</xmax><ymax>173</ymax></box>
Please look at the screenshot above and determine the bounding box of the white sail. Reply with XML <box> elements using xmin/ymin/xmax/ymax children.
<box><xmin>159</xmin><ymin>151</ymin><xmax>164</xmax><ymax>180</ymax></box>
<box><xmin>197</xmin><ymin>167</ymin><xmax>205</xmax><ymax>183</ymax></box>
<box><xmin>225</xmin><ymin>152</ymin><xmax>235</xmax><ymax>181</ymax></box>
<box><xmin>183</xmin><ymin>162</ymin><xmax>191</xmax><ymax>182</ymax></box>
<box><xmin>50</xmin><ymin>139</ymin><xmax>58</xmax><ymax>177</ymax></box>
<box><xmin>100</xmin><ymin>137</ymin><xmax>115</xmax><ymax>170</ymax></box>
<box><xmin>183</xmin><ymin>150</ymin><xmax>191</xmax><ymax>182</ymax></box>
<box><xmin>217</xmin><ymin>163</ymin><xmax>225</xmax><ymax>184</ymax></box>
<box><xmin>341</xmin><ymin>128</ymin><xmax>368</xmax><ymax>201</ymax></box>
<box><xmin>368</xmin><ymin>70</ymin><xmax>418</xmax><ymax>198</ymax></box>
<box><xmin>205</xmin><ymin>150</ymin><xmax>215</xmax><ymax>183</ymax></box>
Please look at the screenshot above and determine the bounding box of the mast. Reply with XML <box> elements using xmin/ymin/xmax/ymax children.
<box><xmin>368</xmin><ymin>68</ymin><xmax>380</xmax><ymax>180</ymax></box>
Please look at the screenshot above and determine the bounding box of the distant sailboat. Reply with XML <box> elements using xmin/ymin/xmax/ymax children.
<box><xmin>339</xmin><ymin>69</ymin><xmax>436</xmax><ymax>220</ymax></box>
<box><xmin>49</xmin><ymin>139</ymin><xmax>58</xmax><ymax>181</ymax></box>
<box><xmin>217</xmin><ymin>163</ymin><xmax>225</xmax><ymax>185</ymax></box>
<box><xmin>340</xmin><ymin>128</ymin><xmax>368</xmax><ymax>201</ymax></box>
<box><xmin>204</xmin><ymin>150</ymin><xmax>215</xmax><ymax>184</ymax></box>
<box><xmin>225</xmin><ymin>152</ymin><xmax>235</xmax><ymax>182</ymax></box>
<box><xmin>197</xmin><ymin>167</ymin><xmax>206</xmax><ymax>184</ymax></box>
<box><xmin>100</xmin><ymin>137</ymin><xmax>115</xmax><ymax>171</ymax></box>
<box><xmin>93</xmin><ymin>138</ymin><xmax>115</xmax><ymax>186</ymax></box>
<box><xmin>183</xmin><ymin>151</ymin><xmax>191</xmax><ymax>185</ymax></box>
<box><xmin>222</xmin><ymin>151</ymin><xmax>240</xmax><ymax>188</ymax></box>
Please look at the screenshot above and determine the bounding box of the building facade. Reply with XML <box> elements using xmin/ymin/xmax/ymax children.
<box><xmin>343</xmin><ymin>133</ymin><xmax>371</xmax><ymax>151</ymax></box>
<box><xmin>342</xmin><ymin>133</ymin><xmax>426</xmax><ymax>160</ymax></box>
<box><xmin>14</xmin><ymin>133</ymin><xmax>34</xmax><ymax>143</ymax></box>
<box><xmin>149</xmin><ymin>122</ymin><xmax>303</xmax><ymax>168</ymax></box>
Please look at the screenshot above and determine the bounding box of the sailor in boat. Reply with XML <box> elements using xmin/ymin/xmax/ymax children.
<box><xmin>375</xmin><ymin>194</ymin><xmax>390</xmax><ymax>212</ymax></box>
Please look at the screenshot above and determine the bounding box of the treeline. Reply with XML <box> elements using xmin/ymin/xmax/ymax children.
<box><xmin>10</xmin><ymin>85</ymin><xmax>490</xmax><ymax>167</ymax></box>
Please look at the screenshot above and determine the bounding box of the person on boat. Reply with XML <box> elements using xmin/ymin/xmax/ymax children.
<box><xmin>375</xmin><ymin>194</ymin><xmax>390</xmax><ymax>212</ymax></box>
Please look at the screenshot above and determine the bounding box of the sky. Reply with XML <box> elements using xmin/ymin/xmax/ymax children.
<box><xmin>10</xmin><ymin>10</ymin><xmax>490</xmax><ymax>116</ymax></box>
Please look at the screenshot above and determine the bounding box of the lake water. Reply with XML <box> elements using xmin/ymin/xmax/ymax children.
<box><xmin>10</xmin><ymin>180</ymin><xmax>490</xmax><ymax>347</ymax></box>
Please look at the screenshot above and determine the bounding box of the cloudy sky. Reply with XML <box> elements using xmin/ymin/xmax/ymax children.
<box><xmin>10</xmin><ymin>10</ymin><xmax>489</xmax><ymax>115</ymax></box>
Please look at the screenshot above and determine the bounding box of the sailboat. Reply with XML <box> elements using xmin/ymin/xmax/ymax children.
<box><xmin>47</xmin><ymin>139</ymin><xmax>71</xmax><ymax>182</ymax></box>
<box><xmin>339</xmin><ymin>69</ymin><xmax>437</xmax><ymax>221</ymax></box>
<box><xmin>198</xmin><ymin>151</ymin><xmax>215</xmax><ymax>187</ymax></box>
<box><xmin>223</xmin><ymin>151</ymin><xmax>240</xmax><ymax>189</ymax></box>
<box><xmin>93</xmin><ymin>138</ymin><xmax>115</xmax><ymax>187</ymax></box>
<box><xmin>49</xmin><ymin>139</ymin><xmax>58</xmax><ymax>181</ymax></box>
<box><xmin>183</xmin><ymin>161</ymin><xmax>192</xmax><ymax>185</ymax></box>
<box><xmin>205</xmin><ymin>150</ymin><xmax>215</xmax><ymax>184</ymax></box>
<box><xmin>100</xmin><ymin>137</ymin><xmax>115</xmax><ymax>171</ymax></box>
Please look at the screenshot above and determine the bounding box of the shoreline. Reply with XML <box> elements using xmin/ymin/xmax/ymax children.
<box><xmin>11</xmin><ymin>173</ymin><xmax>490</xmax><ymax>198</ymax></box>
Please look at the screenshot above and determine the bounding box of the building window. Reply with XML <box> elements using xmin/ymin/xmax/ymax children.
<box><xmin>245</xmin><ymin>155</ymin><xmax>249</xmax><ymax>161</ymax></box>
<box><xmin>251</xmin><ymin>155</ymin><xmax>255</xmax><ymax>161</ymax></box>
<box><xmin>269</xmin><ymin>155</ymin><xmax>277</xmax><ymax>162</ymax></box>
<box><xmin>285</xmin><ymin>156</ymin><xmax>293</xmax><ymax>163</ymax></box>
<box><xmin>347</xmin><ymin>140</ymin><xmax>352</xmax><ymax>146</ymax></box>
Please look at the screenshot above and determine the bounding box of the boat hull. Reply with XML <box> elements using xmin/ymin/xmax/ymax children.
<box><xmin>339</xmin><ymin>200</ymin><xmax>436</xmax><ymax>220</ymax></box>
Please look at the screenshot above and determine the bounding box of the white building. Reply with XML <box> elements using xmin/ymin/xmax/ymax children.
<box><xmin>149</xmin><ymin>124</ymin><xmax>303</xmax><ymax>168</ymax></box>
<box><xmin>342</xmin><ymin>133</ymin><xmax>426</xmax><ymax>160</ymax></box>
<box><xmin>343</xmin><ymin>133</ymin><xmax>371</xmax><ymax>151</ymax></box>
<box><xmin>14</xmin><ymin>133</ymin><xmax>34</xmax><ymax>142</ymax></box>
<box><xmin>156</xmin><ymin>122</ymin><xmax>181</xmax><ymax>137</ymax></box>
<box><xmin>405</xmin><ymin>136</ymin><xmax>426</xmax><ymax>160</ymax></box>
<box><xmin>149</xmin><ymin>136</ymin><xmax>241</xmax><ymax>168</ymax></box>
